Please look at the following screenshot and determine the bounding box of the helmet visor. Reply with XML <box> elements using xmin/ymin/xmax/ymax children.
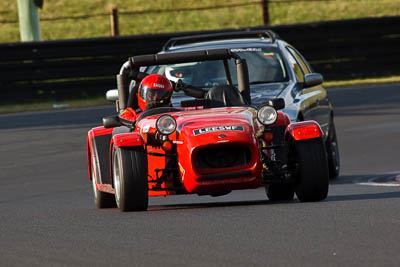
<box><xmin>140</xmin><ymin>87</ymin><xmax>171</xmax><ymax>103</ymax></box>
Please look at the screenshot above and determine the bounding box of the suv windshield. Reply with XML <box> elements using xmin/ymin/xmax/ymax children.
<box><xmin>145</xmin><ymin>48</ymin><xmax>288</xmax><ymax>88</ymax></box>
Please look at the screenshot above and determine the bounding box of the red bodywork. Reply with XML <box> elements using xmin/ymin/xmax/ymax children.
<box><xmin>87</xmin><ymin>107</ymin><xmax>322</xmax><ymax>197</ymax></box>
<box><xmin>136</xmin><ymin>107</ymin><xmax>262</xmax><ymax>195</ymax></box>
<box><xmin>285</xmin><ymin>120</ymin><xmax>323</xmax><ymax>141</ymax></box>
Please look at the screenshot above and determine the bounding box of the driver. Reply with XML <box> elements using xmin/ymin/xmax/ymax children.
<box><xmin>120</xmin><ymin>72</ymin><xmax>207</xmax><ymax>121</ymax></box>
<box><xmin>165</xmin><ymin>64</ymin><xmax>194</xmax><ymax>84</ymax></box>
<box><xmin>120</xmin><ymin>74</ymin><xmax>173</xmax><ymax>122</ymax></box>
<box><xmin>138</xmin><ymin>74</ymin><xmax>173</xmax><ymax>110</ymax></box>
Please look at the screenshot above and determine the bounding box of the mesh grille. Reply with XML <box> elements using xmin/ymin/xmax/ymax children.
<box><xmin>196</xmin><ymin>145</ymin><xmax>251</xmax><ymax>169</ymax></box>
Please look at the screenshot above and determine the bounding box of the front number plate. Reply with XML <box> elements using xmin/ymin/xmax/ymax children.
<box><xmin>193</xmin><ymin>125</ymin><xmax>244</xmax><ymax>136</ymax></box>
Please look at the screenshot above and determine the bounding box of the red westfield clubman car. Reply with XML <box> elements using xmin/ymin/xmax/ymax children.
<box><xmin>87</xmin><ymin>49</ymin><xmax>329</xmax><ymax>211</ymax></box>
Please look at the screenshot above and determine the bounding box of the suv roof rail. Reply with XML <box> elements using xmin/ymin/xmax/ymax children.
<box><xmin>162</xmin><ymin>30</ymin><xmax>280</xmax><ymax>51</ymax></box>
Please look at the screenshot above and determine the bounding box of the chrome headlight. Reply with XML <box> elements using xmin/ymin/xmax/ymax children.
<box><xmin>156</xmin><ymin>115</ymin><xmax>177</xmax><ymax>135</ymax></box>
<box><xmin>257</xmin><ymin>105</ymin><xmax>278</xmax><ymax>125</ymax></box>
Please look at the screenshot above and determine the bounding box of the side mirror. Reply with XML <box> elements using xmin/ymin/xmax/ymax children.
<box><xmin>106</xmin><ymin>89</ymin><xmax>119</xmax><ymax>101</ymax></box>
<box><xmin>103</xmin><ymin>116</ymin><xmax>122</xmax><ymax>128</ymax></box>
<box><xmin>268</xmin><ymin>98</ymin><xmax>285</xmax><ymax>110</ymax></box>
<box><xmin>304</xmin><ymin>73</ymin><xmax>323</xmax><ymax>88</ymax></box>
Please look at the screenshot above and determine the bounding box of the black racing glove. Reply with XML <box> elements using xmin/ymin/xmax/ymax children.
<box><xmin>172</xmin><ymin>79</ymin><xmax>186</xmax><ymax>92</ymax></box>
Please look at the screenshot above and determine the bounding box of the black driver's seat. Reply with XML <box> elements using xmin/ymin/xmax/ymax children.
<box><xmin>127</xmin><ymin>81</ymin><xmax>139</xmax><ymax>110</ymax></box>
<box><xmin>205</xmin><ymin>85</ymin><xmax>248</xmax><ymax>107</ymax></box>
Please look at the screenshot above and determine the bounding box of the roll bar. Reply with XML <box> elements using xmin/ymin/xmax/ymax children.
<box><xmin>116</xmin><ymin>49</ymin><xmax>250</xmax><ymax>111</ymax></box>
<box><xmin>132</xmin><ymin>49</ymin><xmax>238</xmax><ymax>67</ymax></box>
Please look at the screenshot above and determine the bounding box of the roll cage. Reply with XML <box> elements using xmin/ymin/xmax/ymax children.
<box><xmin>116</xmin><ymin>49</ymin><xmax>251</xmax><ymax>112</ymax></box>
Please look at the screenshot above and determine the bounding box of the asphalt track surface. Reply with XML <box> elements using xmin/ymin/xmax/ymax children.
<box><xmin>1</xmin><ymin>84</ymin><xmax>400</xmax><ymax>266</ymax></box>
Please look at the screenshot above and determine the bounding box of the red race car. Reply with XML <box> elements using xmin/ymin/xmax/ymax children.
<box><xmin>87</xmin><ymin>49</ymin><xmax>329</xmax><ymax>211</ymax></box>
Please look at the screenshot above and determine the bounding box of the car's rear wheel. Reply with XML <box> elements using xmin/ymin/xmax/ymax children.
<box><xmin>326</xmin><ymin>119</ymin><xmax>340</xmax><ymax>179</ymax></box>
<box><xmin>266</xmin><ymin>184</ymin><xmax>295</xmax><ymax>201</ymax></box>
<box><xmin>294</xmin><ymin>137</ymin><xmax>329</xmax><ymax>202</ymax></box>
<box><xmin>91</xmin><ymin>153</ymin><xmax>116</xmax><ymax>208</ymax></box>
<box><xmin>112</xmin><ymin>146</ymin><xmax>148</xmax><ymax>212</ymax></box>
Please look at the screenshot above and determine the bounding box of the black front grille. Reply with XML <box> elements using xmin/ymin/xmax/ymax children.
<box><xmin>196</xmin><ymin>145</ymin><xmax>251</xmax><ymax>169</ymax></box>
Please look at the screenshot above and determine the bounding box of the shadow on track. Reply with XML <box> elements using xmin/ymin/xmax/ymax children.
<box><xmin>147</xmin><ymin>174</ymin><xmax>400</xmax><ymax>211</ymax></box>
<box><xmin>148</xmin><ymin>199</ymin><xmax>294</xmax><ymax>211</ymax></box>
<box><xmin>326</xmin><ymin>191</ymin><xmax>400</xmax><ymax>202</ymax></box>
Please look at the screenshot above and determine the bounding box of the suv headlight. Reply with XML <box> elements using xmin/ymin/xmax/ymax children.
<box><xmin>156</xmin><ymin>115</ymin><xmax>177</xmax><ymax>135</ymax></box>
<box><xmin>257</xmin><ymin>105</ymin><xmax>277</xmax><ymax>125</ymax></box>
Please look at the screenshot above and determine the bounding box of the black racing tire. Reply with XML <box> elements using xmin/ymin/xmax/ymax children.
<box><xmin>326</xmin><ymin>119</ymin><xmax>340</xmax><ymax>179</ymax></box>
<box><xmin>91</xmin><ymin>153</ymin><xmax>116</xmax><ymax>209</ymax></box>
<box><xmin>112</xmin><ymin>146</ymin><xmax>148</xmax><ymax>212</ymax></box>
<box><xmin>266</xmin><ymin>184</ymin><xmax>295</xmax><ymax>201</ymax></box>
<box><xmin>294</xmin><ymin>137</ymin><xmax>329</xmax><ymax>202</ymax></box>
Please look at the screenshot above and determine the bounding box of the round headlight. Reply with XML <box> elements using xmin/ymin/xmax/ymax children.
<box><xmin>257</xmin><ymin>106</ymin><xmax>277</xmax><ymax>125</ymax></box>
<box><xmin>156</xmin><ymin>115</ymin><xmax>177</xmax><ymax>135</ymax></box>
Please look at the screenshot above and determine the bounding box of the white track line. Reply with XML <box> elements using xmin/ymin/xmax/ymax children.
<box><xmin>354</xmin><ymin>172</ymin><xmax>400</xmax><ymax>187</ymax></box>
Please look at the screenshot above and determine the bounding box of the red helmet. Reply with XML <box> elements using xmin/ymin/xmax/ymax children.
<box><xmin>137</xmin><ymin>74</ymin><xmax>173</xmax><ymax>110</ymax></box>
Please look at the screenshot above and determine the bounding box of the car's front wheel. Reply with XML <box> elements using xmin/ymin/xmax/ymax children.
<box><xmin>112</xmin><ymin>146</ymin><xmax>148</xmax><ymax>212</ymax></box>
<box><xmin>294</xmin><ymin>137</ymin><xmax>329</xmax><ymax>202</ymax></box>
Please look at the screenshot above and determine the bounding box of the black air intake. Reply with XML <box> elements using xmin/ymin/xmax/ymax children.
<box><xmin>196</xmin><ymin>145</ymin><xmax>251</xmax><ymax>169</ymax></box>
